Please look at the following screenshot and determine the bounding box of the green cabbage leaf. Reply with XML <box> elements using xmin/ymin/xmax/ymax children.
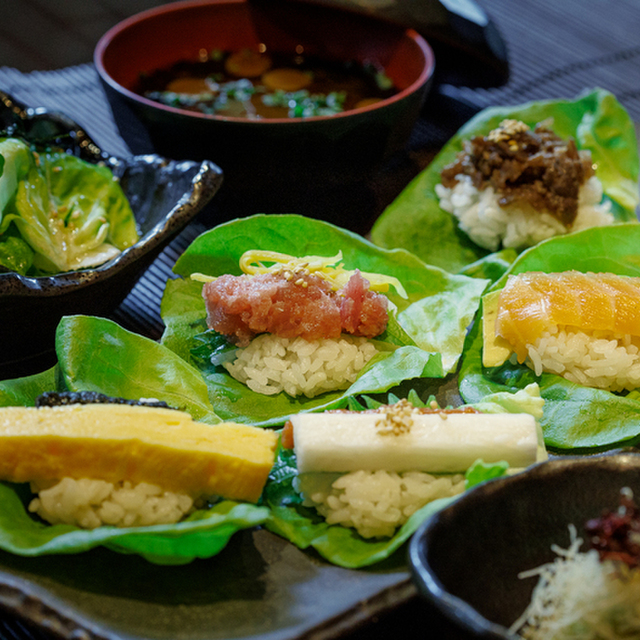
<box><xmin>0</xmin><ymin>137</ymin><xmax>139</xmax><ymax>274</ymax></box>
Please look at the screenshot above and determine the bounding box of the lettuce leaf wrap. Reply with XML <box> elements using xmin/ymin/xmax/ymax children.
<box><xmin>160</xmin><ymin>214</ymin><xmax>489</xmax><ymax>427</ymax></box>
<box><xmin>263</xmin><ymin>386</ymin><xmax>544</xmax><ymax>568</ymax></box>
<box><xmin>0</xmin><ymin>137</ymin><xmax>139</xmax><ymax>274</ymax></box>
<box><xmin>459</xmin><ymin>223</ymin><xmax>640</xmax><ymax>452</ymax></box>
<box><xmin>0</xmin><ymin>316</ymin><xmax>271</xmax><ymax>565</ymax></box>
<box><xmin>371</xmin><ymin>88</ymin><xmax>639</xmax><ymax>273</ymax></box>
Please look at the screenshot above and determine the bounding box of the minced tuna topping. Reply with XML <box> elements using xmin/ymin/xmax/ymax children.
<box><xmin>440</xmin><ymin>119</ymin><xmax>595</xmax><ymax>226</ymax></box>
<box><xmin>203</xmin><ymin>269</ymin><xmax>389</xmax><ymax>347</ymax></box>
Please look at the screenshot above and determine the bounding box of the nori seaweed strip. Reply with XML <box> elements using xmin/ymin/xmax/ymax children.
<box><xmin>35</xmin><ymin>391</ymin><xmax>172</xmax><ymax>409</ymax></box>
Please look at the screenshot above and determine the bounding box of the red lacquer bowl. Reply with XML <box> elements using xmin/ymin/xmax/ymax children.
<box><xmin>94</xmin><ymin>0</ymin><xmax>434</xmax><ymax>212</ymax></box>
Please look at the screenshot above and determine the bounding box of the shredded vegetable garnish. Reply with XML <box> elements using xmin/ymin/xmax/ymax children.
<box><xmin>194</xmin><ymin>249</ymin><xmax>407</xmax><ymax>298</ymax></box>
<box><xmin>510</xmin><ymin>490</ymin><xmax>640</xmax><ymax>639</ymax></box>
<box><xmin>191</xmin><ymin>272</ymin><xmax>217</xmax><ymax>283</ymax></box>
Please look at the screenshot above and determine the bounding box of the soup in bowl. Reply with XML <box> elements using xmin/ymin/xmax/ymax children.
<box><xmin>94</xmin><ymin>0</ymin><xmax>434</xmax><ymax>197</ymax></box>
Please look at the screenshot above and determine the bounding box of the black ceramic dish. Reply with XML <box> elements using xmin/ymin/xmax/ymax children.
<box><xmin>0</xmin><ymin>91</ymin><xmax>224</xmax><ymax>380</ymax></box>
<box><xmin>409</xmin><ymin>453</ymin><xmax>640</xmax><ymax>639</ymax></box>
<box><xmin>294</xmin><ymin>0</ymin><xmax>509</xmax><ymax>89</ymax></box>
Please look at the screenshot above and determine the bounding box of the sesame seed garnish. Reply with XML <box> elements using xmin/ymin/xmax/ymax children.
<box><xmin>487</xmin><ymin>119</ymin><xmax>529</xmax><ymax>143</ymax></box>
<box><xmin>375</xmin><ymin>398</ymin><xmax>418</xmax><ymax>436</ymax></box>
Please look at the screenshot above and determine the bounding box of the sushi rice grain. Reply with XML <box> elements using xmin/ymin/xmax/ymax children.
<box><xmin>526</xmin><ymin>327</ymin><xmax>640</xmax><ymax>392</ymax></box>
<box><xmin>296</xmin><ymin>470</ymin><xmax>465</xmax><ymax>539</ymax></box>
<box><xmin>436</xmin><ymin>174</ymin><xmax>613</xmax><ymax>252</ymax></box>
<box><xmin>223</xmin><ymin>333</ymin><xmax>379</xmax><ymax>398</ymax></box>
<box><xmin>29</xmin><ymin>478</ymin><xmax>195</xmax><ymax>529</ymax></box>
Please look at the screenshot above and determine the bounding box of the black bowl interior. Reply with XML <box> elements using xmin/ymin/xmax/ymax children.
<box><xmin>409</xmin><ymin>453</ymin><xmax>640</xmax><ymax>639</ymax></box>
<box><xmin>0</xmin><ymin>90</ymin><xmax>223</xmax><ymax>379</ymax></box>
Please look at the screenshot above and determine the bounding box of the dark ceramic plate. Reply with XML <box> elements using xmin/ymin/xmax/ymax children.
<box><xmin>0</xmin><ymin>378</ymin><xmax>471</xmax><ymax>640</ymax></box>
<box><xmin>0</xmin><ymin>91</ymin><xmax>223</xmax><ymax>380</ymax></box>
<box><xmin>0</xmin><ymin>376</ymin><xmax>465</xmax><ymax>640</ymax></box>
<box><xmin>409</xmin><ymin>453</ymin><xmax>640</xmax><ymax>639</ymax></box>
<box><xmin>0</xmin><ymin>528</ymin><xmax>416</xmax><ymax>640</ymax></box>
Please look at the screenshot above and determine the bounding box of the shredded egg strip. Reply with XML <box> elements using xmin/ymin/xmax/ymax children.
<box><xmin>191</xmin><ymin>250</ymin><xmax>407</xmax><ymax>299</ymax></box>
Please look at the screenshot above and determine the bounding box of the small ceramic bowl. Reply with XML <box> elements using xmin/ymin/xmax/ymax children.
<box><xmin>94</xmin><ymin>0</ymin><xmax>434</xmax><ymax>203</ymax></box>
<box><xmin>409</xmin><ymin>453</ymin><xmax>640</xmax><ymax>639</ymax></box>
<box><xmin>0</xmin><ymin>91</ymin><xmax>223</xmax><ymax>380</ymax></box>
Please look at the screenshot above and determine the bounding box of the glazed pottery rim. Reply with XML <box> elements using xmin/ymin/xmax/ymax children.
<box><xmin>94</xmin><ymin>0</ymin><xmax>435</xmax><ymax>126</ymax></box>
<box><xmin>408</xmin><ymin>453</ymin><xmax>640</xmax><ymax>640</ymax></box>
<box><xmin>0</xmin><ymin>92</ymin><xmax>222</xmax><ymax>295</ymax></box>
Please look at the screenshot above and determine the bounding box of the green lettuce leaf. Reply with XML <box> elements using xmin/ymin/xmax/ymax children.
<box><xmin>56</xmin><ymin>315</ymin><xmax>221</xmax><ymax>424</ymax></box>
<box><xmin>459</xmin><ymin>223</ymin><xmax>640</xmax><ymax>452</ymax></box>
<box><xmin>0</xmin><ymin>326</ymin><xmax>269</xmax><ymax>564</ymax></box>
<box><xmin>161</xmin><ymin>277</ymin><xmax>209</xmax><ymax>362</ymax></box>
<box><xmin>0</xmin><ymin>483</ymin><xmax>268</xmax><ymax>565</ymax></box>
<box><xmin>161</xmin><ymin>214</ymin><xmax>489</xmax><ymax>427</ymax></box>
<box><xmin>458</xmin><ymin>248</ymin><xmax>518</xmax><ymax>282</ymax></box>
<box><xmin>371</xmin><ymin>88</ymin><xmax>640</xmax><ymax>273</ymax></box>
<box><xmin>464</xmin><ymin>459</ymin><xmax>510</xmax><ymax>490</ymax></box>
<box><xmin>0</xmin><ymin>366</ymin><xmax>59</xmax><ymax>407</ymax></box>
<box><xmin>0</xmin><ymin>138</ymin><xmax>139</xmax><ymax>274</ymax></box>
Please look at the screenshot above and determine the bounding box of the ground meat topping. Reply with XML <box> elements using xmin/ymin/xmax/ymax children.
<box><xmin>203</xmin><ymin>269</ymin><xmax>388</xmax><ymax>347</ymax></box>
<box><xmin>440</xmin><ymin>119</ymin><xmax>595</xmax><ymax>226</ymax></box>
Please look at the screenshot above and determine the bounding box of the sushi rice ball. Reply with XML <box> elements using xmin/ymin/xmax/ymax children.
<box><xmin>282</xmin><ymin>396</ymin><xmax>545</xmax><ymax>538</ymax></box>
<box><xmin>197</xmin><ymin>249</ymin><xmax>406</xmax><ymax>398</ymax></box>
<box><xmin>0</xmin><ymin>393</ymin><xmax>278</xmax><ymax>530</ymax></box>
<box><xmin>483</xmin><ymin>270</ymin><xmax>640</xmax><ymax>392</ymax></box>
<box><xmin>435</xmin><ymin>119</ymin><xmax>613</xmax><ymax>252</ymax></box>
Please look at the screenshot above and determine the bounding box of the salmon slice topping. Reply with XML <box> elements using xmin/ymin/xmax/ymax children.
<box><xmin>495</xmin><ymin>271</ymin><xmax>640</xmax><ymax>362</ymax></box>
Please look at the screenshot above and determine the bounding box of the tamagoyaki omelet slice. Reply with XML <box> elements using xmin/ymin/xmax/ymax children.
<box><xmin>0</xmin><ymin>403</ymin><xmax>278</xmax><ymax>503</ymax></box>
